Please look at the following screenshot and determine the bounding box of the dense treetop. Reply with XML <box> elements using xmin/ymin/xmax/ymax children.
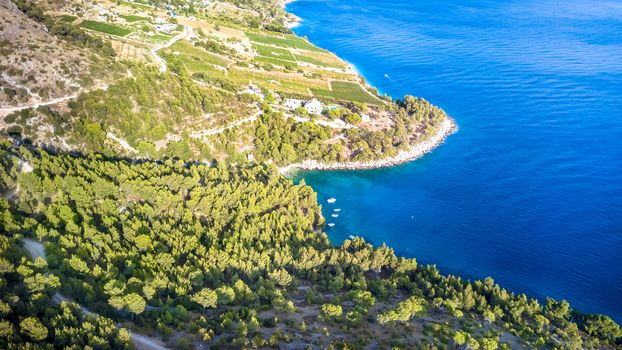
<box><xmin>0</xmin><ymin>144</ymin><xmax>620</xmax><ymax>349</ymax></box>
<box><xmin>0</xmin><ymin>1</ymin><xmax>620</xmax><ymax>349</ymax></box>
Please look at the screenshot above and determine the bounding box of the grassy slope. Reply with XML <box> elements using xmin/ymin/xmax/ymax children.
<box><xmin>312</xmin><ymin>81</ymin><xmax>383</xmax><ymax>104</ymax></box>
<box><xmin>80</xmin><ymin>20</ymin><xmax>132</xmax><ymax>36</ymax></box>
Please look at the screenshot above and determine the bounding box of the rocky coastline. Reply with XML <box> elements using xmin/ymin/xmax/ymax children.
<box><xmin>278</xmin><ymin>0</ymin><xmax>457</xmax><ymax>175</ymax></box>
<box><xmin>280</xmin><ymin>117</ymin><xmax>457</xmax><ymax>174</ymax></box>
<box><xmin>279</xmin><ymin>0</ymin><xmax>302</xmax><ymax>28</ymax></box>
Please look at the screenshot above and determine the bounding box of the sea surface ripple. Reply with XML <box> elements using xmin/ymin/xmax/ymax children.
<box><xmin>288</xmin><ymin>0</ymin><xmax>622</xmax><ymax>321</ymax></box>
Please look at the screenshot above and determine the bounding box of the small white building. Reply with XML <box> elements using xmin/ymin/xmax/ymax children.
<box><xmin>304</xmin><ymin>98</ymin><xmax>323</xmax><ymax>115</ymax></box>
<box><xmin>155</xmin><ymin>17</ymin><xmax>167</xmax><ymax>24</ymax></box>
<box><xmin>284</xmin><ymin>98</ymin><xmax>303</xmax><ymax>110</ymax></box>
<box><xmin>155</xmin><ymin>23</ymin><xmax>177</xmax><ymax>34</ymax></box>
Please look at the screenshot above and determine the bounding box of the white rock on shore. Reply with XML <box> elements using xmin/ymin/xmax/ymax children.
<box><xmin>280</xmin><ymin>117</ymin><xmax>457</xmax><ymax>174</ymax></box>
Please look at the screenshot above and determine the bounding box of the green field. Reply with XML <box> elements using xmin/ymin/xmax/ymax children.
<box><xmin>229</xmin><ymin>68</ymin><xmax>326</xmax><ymax>95</ymax></box>
<box><xmin>80</xmin><ymin>20</ymin><xmax>131</xmax><ymax>36</ymax></box>
<box><xmin>119</xmin><ymin>14</ymin><xmax>151</xmax><ymax>23</ymax></box>
<box><xmin>294</xmin><ymin>54</ymin><xmax>344</xmax><ymax>69</ymax></box>
<box><xmin>246</xmin><ymin>32</ymin><xmax>325</xmax><ymax>52</ymax></box>
<box><xmin>183</xmin><ymin>59</ymin><xmax>227</xmax><ymax>79</ymax></box>
<box><xmin>60</xmin><ymin>15</ymin><xmax>77</xmax><ymax>23</ymax></box>
<box><xmin>150</xmin><ymin>34</ymin><xmax>173</xmax><ymax>43</ymax></box>
<box><xmin>254</xmin><ymin>44</ymin><xmax>296</xmax><ymax>62</ymax></box>
<box><xmin>254</xmin><ymin>56</ymin><xmax>298</xmax><ymax>68</ymax></box>
<box><xmin>168</xmin><ymin>41</ymin><xmax>229</xmax><ymax>67</ymax></box>
<box><xmin>121</xmin><ymin>1</ymin><xmax>153</xmax><ymax>10</ymax></box>
<box><xmin>311</xmin><ymin>81</ymin><xmax>381</xmax><ymax>104</ymax></box>
<box><xmin>161</xmin><ymin>41</ymin><xmax>229</xmax><ymax>79</ymax></box>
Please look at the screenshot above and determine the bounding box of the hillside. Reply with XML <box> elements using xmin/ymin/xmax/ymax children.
<box><xmin>0</xmin><ymin>0</ymin><xmax>123</xmax><ymax>108</ymax></box>
<box><xmin>0</xmin><ymin>0</ymin><xmax>620</xmax><ymax>349</ymax></box>
<box><xmin>0</xmin><ymin>0</ymin><xmax>451</xmax><ymax>167</ymax></box>
<box><xmin>0</xmin><ymin>144</ymin><xmax>620</xmax><ymax>349</ymax></box>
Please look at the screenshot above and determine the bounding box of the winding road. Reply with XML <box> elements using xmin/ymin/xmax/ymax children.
<box><xmin>0</xmin><ymin>82</ymin><xmax>113</xmax><ymax>117</ymax></box>
<box><xmin>150</xmin><ymin>25</ymin><xmax>191</xmax><ymax>73</ymax></box>
<box><xmin>1</xmin><ymin>24</ymin><xmax>190</xmax><ymax>117</ymax></box>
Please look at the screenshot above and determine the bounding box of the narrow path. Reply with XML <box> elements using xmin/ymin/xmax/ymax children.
<box><xmin>1</xmin><ymin>159</ymin><xmax>31</xmax><ymax>200</ymax></box>
<box><xmin>0</xmin><ymin>94</ymin><xmax>80</xmax><ymax>116</ymax></box>
<box><xmin>2</xmin><ymin>186</ymin><xmax>18</xmax><ymax>200</ymax></box>
<box><xmin>150</xmin><ymin>25</ymin><xmax>191</xmax><ymax>73</ymax></box>
<box><xmin>191</xmin><ymin>108</ymin><xmax>262</xmax><ymax>138</ymax></box>
<box><xmin>20</xmin><ymin>238</ymin><xmax>170</xmax><ymax>350</ymax></box>
<box><xmin>131</xmin><ymin>333</ymin><xmax>170</xmax><ymax>350</ymax></box>
<box><xmin>107</xmin><ymin>132</ymin><xmax>137</xmax><ymax>153</ymax></box>
<box><xmin>0</xmin><ymin>84</ymin><xmax>111</xmax><ymax>117</ymax></box>
<box><xmin>188</xmin><ymin>102</ymin><xmax>358</xmax><ymax>140</ymax></box>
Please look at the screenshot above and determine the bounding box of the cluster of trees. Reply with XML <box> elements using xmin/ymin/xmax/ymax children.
<box><xmin>0</xmin><ymin>200</ymin><xmax>131</xmax><ymax>348</ymax></box>
<box><xmin>251</xmin><ymin>97</ymin><xmax>447</xmax><ymax>166</ymax></box>
<box><xmin>3</xmin><ymin>0</ymin><xmax>620</xmax><ymax>348</ymax></box>
<box><xmin>66</xmin><ymin>65</ymin><xmax>212</xmax><ymax>153</ymax></box>
<box><xmin>8</xmin><ymin>64</ymin><xmax>253</xmax><ymax>161</ymax></box>
<box><xmin>2</xmin><ymin>87</ymin><xmax>30</xmax><ymax>104</ymax></box>
<box><xmin>377</xmin><ymin>296</ymin><xmax>427</xmax><ymax>325</ymax></box>
<box><xmin>0</xmin><ymin>143</ymin><xmax>620</xmax><ymax>349</ymax></box>
<box><xmin>253</xmin><ymin>109</ymin><xmax>338</xmax><ymax>164</ymax></box>
<box><xmin>195</xmin><ymin>39</ymin><xmax>235</xmax><ymax>56</ymax></box>
<box><xmin>12</xmin><ymin>0</ymin><xmax>116</xmax><ymax>57</ymax></box>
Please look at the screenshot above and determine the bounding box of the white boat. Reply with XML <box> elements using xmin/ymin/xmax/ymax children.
<box><xmin>348</xmin><ymin>235</ymin><xmax>355</xmax><ymax>239</ymax></box>
<box><xmin>334</xmin><ymin>208</ymin><xmax>341</xmax><ymax>212</ymax></box>
<box><xmin>327</xmin><ymin>223</ymin><xmax>335</xmax><ymax>227</ymax></box>
<box><xmin>327</xmin><ymin>198</ymin><xmax>336</xmax><ymax>203</ymax></box>
<box><xmin>331</xmin><ymin>214</ymin><xmax>339</xmax><ymax>218</ymax></box>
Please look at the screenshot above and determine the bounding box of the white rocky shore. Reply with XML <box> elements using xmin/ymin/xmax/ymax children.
<box><xmin>279</xmin><ymin>0</ymin><xmax>302</xmax><ymax>28</ymax></box>
<box><xmin>280</xmin><ymin>117</ymin><xmax>457</xmax><ymax>174</ymax></box>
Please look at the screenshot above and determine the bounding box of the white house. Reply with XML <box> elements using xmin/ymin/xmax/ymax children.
<box><xmin>304</xmin><ymin>99</ymin><xmax>323</xmax><ymax>115</ymax></box>
<box><xmin>155</xmin><ymin>17</ymin><xmax>167</xmax><ymax>24</ymax></box>
<box><xmin>284</xmin><ymin>98</ymin><xmax>303</xmax><ymax>110</ymax></box>
<box><xmin>156</xmin><ymin>23</ymin><xmax>177</xmax><ymax>34</ymax></box>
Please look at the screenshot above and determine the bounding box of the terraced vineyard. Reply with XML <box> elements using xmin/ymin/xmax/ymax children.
<box><xmin>80</xmin><ymin>20</ymin><xmax>132</xmax><ymax>36</ymax></box>
<box><xmin>312</xmin><ymin>81</ymin><xmax>383</xmax><ymax>104</ymax></box>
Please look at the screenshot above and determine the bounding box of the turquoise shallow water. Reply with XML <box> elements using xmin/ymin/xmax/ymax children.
<box><xmin>288</xmin><ymin>0</ymin><xmax>622</xmax><ymax>321</ymax></box>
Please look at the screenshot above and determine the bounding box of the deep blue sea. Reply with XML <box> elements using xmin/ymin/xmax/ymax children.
<box><xmin>288</xmin><ymin>0</ymin><xmax>622</xmax><ymax>322</ymax></box>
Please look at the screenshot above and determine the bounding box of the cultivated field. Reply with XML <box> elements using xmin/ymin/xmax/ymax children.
<box><xmin>80</xmin><ymin>20</ymin><xmax>132</xmax><ymax>36</ymax></box>
<box><xmin>312</xmin><ymin>81</ymin><xmax>383</xmax><ymax>104</ymax></box>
